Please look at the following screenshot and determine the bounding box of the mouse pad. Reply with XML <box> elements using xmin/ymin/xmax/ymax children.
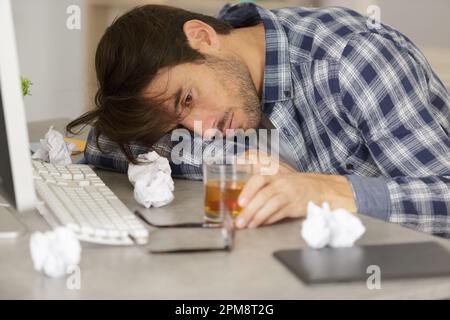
<box><xmin>274</xmin><ymin>242</ymin><xmax>450</xmax><ymax>284</ymax></box>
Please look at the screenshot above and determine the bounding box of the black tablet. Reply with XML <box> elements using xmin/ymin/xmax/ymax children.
<box><xmin>274</xmin><ymin>242</ymin><xmax>450</xmax><ymax>285</ymax></box>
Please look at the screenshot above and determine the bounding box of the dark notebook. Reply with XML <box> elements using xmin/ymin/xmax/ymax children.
<box><xmin>274</xmin><ymin>242</ymin><xmax>450</xmax><ymax>285</ymax></box>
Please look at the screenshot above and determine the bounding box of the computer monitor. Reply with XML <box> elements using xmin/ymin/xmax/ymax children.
<box><xmin>0</xmin><ymin>0</ymin><xmax>36</xmax><ymax>212</ymax></box>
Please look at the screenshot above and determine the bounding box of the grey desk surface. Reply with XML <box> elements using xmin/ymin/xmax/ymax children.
<box><xmin>1</xmin><ymin>119</ymin><xmax>450</xmax><ymax>299</ymax></box>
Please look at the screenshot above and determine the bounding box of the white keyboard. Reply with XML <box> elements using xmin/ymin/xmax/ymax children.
<box><xmin>32</xmin><ymin>160</ymin><xmax>149</xmax><ymax>245</ymax></box>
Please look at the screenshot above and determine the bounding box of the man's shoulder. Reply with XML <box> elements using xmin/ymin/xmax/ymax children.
<box><xmin>275</xmin><ymin>6</ymin><xmax>372</xmax><ymax>62</ymax></box>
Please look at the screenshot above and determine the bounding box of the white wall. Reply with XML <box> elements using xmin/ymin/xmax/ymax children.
<box><xmin>11</xmin><ymin>0</ymin><xmax>87</xmax><ymax>122</ymax></box>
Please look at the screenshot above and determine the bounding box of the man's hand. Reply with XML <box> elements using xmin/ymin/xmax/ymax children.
<box><xmin>236</xmin><ymin>172</ymin><xmax>357</xmax><ymax>229</ymax></box>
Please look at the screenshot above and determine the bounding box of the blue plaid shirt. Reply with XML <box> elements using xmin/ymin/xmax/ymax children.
<box><xmin>84</xmin><ymin>3</ymin><xmax>450</xmax><ymax>237</ymax></box>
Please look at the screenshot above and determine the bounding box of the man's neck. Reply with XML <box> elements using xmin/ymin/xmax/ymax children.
<box><xmin>226</xmin><ymin>23</ymin><xmax>266</xmax><ymax>99</ymax></box>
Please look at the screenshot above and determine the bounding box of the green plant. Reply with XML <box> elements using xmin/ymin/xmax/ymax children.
<box><xmin>21</xmin><ymin>76</ymin><xmax>33</xmax><ymax>97</ymax></box>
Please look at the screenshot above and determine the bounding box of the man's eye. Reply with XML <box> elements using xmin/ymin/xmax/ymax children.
<box><xmin>184</xmin><ymin>93</ymin><xmax>193</xmax><ymax>106</ymax></box>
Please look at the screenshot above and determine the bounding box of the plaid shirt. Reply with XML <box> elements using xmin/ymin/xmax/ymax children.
<box><xmin>84</xmin><ymin>3</ymin><xmax>450</xmax><ymax>237</ymax></box>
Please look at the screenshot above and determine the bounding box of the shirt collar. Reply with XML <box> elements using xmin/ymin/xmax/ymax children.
<box><xmin>218</xmin><ymin>3</ymin><xmax>294</xmax><ymax>104</ymax></box>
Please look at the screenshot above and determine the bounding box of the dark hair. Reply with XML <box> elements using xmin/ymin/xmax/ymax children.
<box><xmin>66</xmin><ymin>5</ymin><xmax>232</xmax><ymax>163</ymax></box>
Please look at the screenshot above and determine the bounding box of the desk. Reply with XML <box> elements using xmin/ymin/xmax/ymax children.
<box><xmin>0</xmin><ymin>119</ymin><xmax>450</xmax><ymax>299</ymax></box>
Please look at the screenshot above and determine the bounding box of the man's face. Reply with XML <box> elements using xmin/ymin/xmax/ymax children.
<box><xmin>145</xmin><ymin>55</ymin><xmax>262</xmax><ymax>138</ymax></box>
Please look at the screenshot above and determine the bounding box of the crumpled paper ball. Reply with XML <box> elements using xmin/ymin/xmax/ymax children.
<box><xmin>128</xmin><ymin>151</ymin><xmax>174</xmax><ymax>208</ymax></box>
<box><xmin>301</xmin><ymin>202</ymin><xmax>332</xmax><ymax>249</ymax></box>
<box><xmin>29</xmin><ymin>227</ymin><xmax>81</xmax><ymax>278</ymax></box>
<box><xmin>31</xmin><ymin>126</ymin><xmax>75</xmax><ymax>165</ymax></box>
<box><xmin>301</xmin><ymin>201</ymin><xmax>365</xmax><ymax>249</ymax></box>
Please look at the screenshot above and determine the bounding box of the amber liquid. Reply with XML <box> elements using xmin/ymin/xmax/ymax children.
<box><xmin>204</xmin><ymin>180</ymin><xmax>245</xmax><ymax>222</ymax></box>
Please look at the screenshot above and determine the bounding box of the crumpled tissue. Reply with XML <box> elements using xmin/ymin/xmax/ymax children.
<box><xmin>128</xmin><ymin>151</ymin><xmax>174</xmax><ymax>208</ymax></box>
<box><xmin>31</xmin><ymin>126</ymin><xmax>75</xmax><ymax>165</ymax></box>
<box><xmin>29</xmin><ymin>227</ymin><xmax>81</xmax><ymax>278</ymax></box>
<box><xmin>301</xmin><ymin>202</ymin><xmax>366</xmax><ymax>249</ymax></box>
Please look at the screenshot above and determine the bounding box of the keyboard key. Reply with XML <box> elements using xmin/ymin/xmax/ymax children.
<box><xmin>61</xmin><ymin>173</ymin><xmax>72</xmax><ymax>179</ymax></box>
<box><xmin>130</xmin><ymin>228</ymin><xmax>149</xmax><ymax>238</ymax></box>
<box><xmin>78</xmin><ymin>180</ymin><xmax>90</xmax><ymax>186</ymax></box>
<box><xmin>71</xmin><ymin>173</ymin><xmax>82</xmax><ymax>180</ymax></box>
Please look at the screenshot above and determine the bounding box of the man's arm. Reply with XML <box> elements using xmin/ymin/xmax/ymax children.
<box><xmin>235</xmin><ymin>31</ymin><xmax>450</xmax><ymax>235</ymax></box>
<box><xmin>84</xmin><ymin>127</ymin><xmax>150</xmax><ymax>173</ymax></box>
<box><xmin>83</xmin><ymin>128</ymin><xmax>203</xmax><ymax>178</ymax></box>
<box><xmin>84</xmin><ymin>127</ymin><xmax>248</xmax><ymax>180</ymax></box>
<box><xmin>340</xmin><ymin>32</ymin><xmax>450</xmax><ymax>237</ymax></box>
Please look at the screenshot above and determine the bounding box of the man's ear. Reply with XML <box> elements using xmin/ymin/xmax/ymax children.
<box><xmin>183</xmin><ymin>20</ymin><xmax>220</xmax><ymax>52</ymax></box>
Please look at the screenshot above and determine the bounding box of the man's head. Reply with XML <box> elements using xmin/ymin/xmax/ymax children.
<box><xmin>67</xmin><ymin>5</ymin><xmax>262</xmax><ymax>163</ymax></box>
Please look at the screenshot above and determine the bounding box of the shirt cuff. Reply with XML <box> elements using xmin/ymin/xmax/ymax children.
<box><xmin>346</xmin><ymin>175</ymin><xmax>391</xmax><ymax>221</ymax></box>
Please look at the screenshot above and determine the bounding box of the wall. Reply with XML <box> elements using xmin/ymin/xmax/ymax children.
<box><xmin>11</xmin><ymin>0</ymin><xmax>87</xmax><ymax>122</ymax></box>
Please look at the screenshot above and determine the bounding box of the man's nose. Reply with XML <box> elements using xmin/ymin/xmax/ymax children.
<box><xmin>185</xmin><ymin>117</ymin><xmax>218</xmax><ymax>138</ymax></box>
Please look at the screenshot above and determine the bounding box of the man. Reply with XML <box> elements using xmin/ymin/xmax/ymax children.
<box><xmin>68</xmin><ymin>3</ymin><xmax>450</xmax><ymax>237</ymax></box>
